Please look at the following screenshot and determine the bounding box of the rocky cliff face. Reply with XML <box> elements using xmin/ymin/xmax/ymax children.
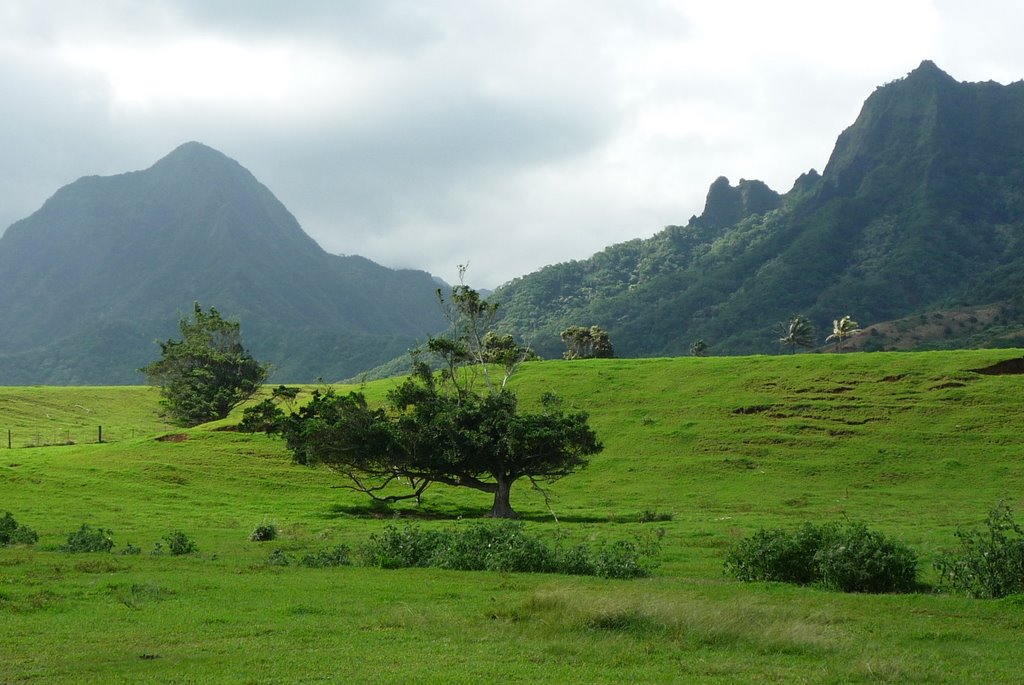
<box><xmin>493</xmin><ymin>62</ymin><xmax>1024</xmax><ymax>357</ymax></box>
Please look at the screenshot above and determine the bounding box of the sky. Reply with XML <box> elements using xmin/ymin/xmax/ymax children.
<box><xmin>2</xmin><ymin>1</ymin><xmax>1024</xmax><ymax>289</ymax></box>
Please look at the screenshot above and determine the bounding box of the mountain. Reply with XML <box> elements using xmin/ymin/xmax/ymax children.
<box><xmin>0</xmin><ymin>142</ymin><xmax>445</xmax><ymax>384</ymax></box>
<box><xmin>493</xmin><ymin>61</ymin><xmax>1024</xmax><ymax>357</ymax></box>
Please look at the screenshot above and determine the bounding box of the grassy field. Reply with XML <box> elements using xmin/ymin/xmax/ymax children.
<box><xmin>2</xmin><ymin>350</ymin><xmax>1023</xmax><ymax>683</ymax></box>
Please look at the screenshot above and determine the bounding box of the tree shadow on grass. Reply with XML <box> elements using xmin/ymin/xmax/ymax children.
<box><xmin>321</xmin><ymin>502</ymin><xmax>644</xmax><ymax>524</ymax></box>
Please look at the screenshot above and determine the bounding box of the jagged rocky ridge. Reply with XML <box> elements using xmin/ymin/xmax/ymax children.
<box><xmin>493</xmin><ymin>61</ymin><xmax>1024</xmax><ymax>357</ymax></box>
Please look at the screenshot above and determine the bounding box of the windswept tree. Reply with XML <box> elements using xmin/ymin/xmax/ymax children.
<box><xmin>561</xmin><ymin>325</ymin><xmax>614</xmax><ymax>360</ymax></box>
<box><xmin>141</xmin><ymin>303</ymin><xmax>269</xmax><ymax>426</ymax></box>
<box><xmin>825</xmin><ymin>315</ymin><xmax>861</xmax><ymax>352</ymax></box>
<box><xmin>245</xmin><ymin>274</ymin><xmax>601</xmax><ymax>518</ymax></box>
<box><xmin>778</xmin><ymin>315</ymin><xmax>816</xmax><ymax>353</ymax></box>
<box><xmin>689</xmin><ymin>339</ymin><xmax>708</xmax><ymax>357</ymax></box>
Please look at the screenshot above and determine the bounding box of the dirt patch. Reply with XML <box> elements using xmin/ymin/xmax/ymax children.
<box><xmin>214</xmin><ymin>425</ymin><xmax>239</xmax><ymax>432</ymax></box>
<box><xmin>971</xmin><ymin>358</ymin><xmax>1024</xmax><ymax>375</ymax></box>
<box><xmin>930</xmin><ymin>381</ymin><xmax>966</xmax><ymax>390</ymax></box>
<box><xmin>155</xmin><ymin>433</ymin><xmax>189</xmax><ymax>442</ymax></box>
<box><xmin>825</xmin><ymin>386</ymin><xmax>854</xmax><ymax>394</ymax></box>
<box><xmin>732</xmin><ymin>405</ymin><xmax>773</xmax><ymax>415</ymax></box>
<box><xmin>880</xmin><ymin>375</ymin><xmax>905</xmax><ymax>383</ymax></box>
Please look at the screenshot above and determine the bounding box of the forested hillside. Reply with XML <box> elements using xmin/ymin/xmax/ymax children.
<box><xmin>494</xmin><ymin>62</ymin><xmax>1024</xmax><ymax>358</ymax></box>
<box><xmin>0</xmin><ymin>143</ymin><xmax>445</xmax><ymax>384</ymax></box>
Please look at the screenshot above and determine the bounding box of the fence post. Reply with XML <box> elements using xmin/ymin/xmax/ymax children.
<box><xmin>7</xmin><ymin>429</ymin><xmax>10</xmax><ymax>449</ymax></box>
<box><xmin>98</xmin><ymin>425</ymin><xmax>103</xmax><ymax>444</ymax></box>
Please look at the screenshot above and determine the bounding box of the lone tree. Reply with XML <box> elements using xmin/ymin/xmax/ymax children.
<box><xmin>689</xmin><ymin>339</ymin><xmax>708</xmax><ymax>357</ymax></box>
<box><xmin>561</xmin><ymin>325</ymin><xmax>614</xmax><ymax>360</ymax></box>
<box><xmin>825</xmin><ymin>315</ymin><xmax>861</xmax><ymax>352</ymax></box>
<box><xmin>245</xmin><ymin>276</ymin><xmax>601</xmax><ymax>518</ymax></box>
<box><xmin>141</xmin><ymin>303</ymin><xmax>269</xmax><ymax>426</ymax></box>
<box><xmin>778</xmin><ymin>315</ymin><xmax>816</xmax><ymax>353</ymax></box>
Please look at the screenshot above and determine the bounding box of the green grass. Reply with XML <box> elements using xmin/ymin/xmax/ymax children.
<box><xmin>2</xmin><ymin>350</ymin><xmax>1024</xmax><ymax>683</ymax></box>
<box><xmin>0</xmin><ymin>386</ymin><xmax>174</xmax><ymax>446</ymax></box>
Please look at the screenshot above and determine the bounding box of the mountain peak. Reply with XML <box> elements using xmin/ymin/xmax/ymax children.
<box><xmin>0</xmin><ymin>144</ymin><xmax>447</xmax><ymax>383</ymax></box>
<box><xmin>149</xmin><ymin>141</ymin><xmax>243</xmax><ymax>175</ymax></box>
<box><xmin>692</xmin><ymin>176</ymin><xmax>780</xmax><ymax>231</ymax></box>
<box><xmin>900</xmin><ymin>59</ymin><xmax>958</xmax><ymax>88</ymax></box>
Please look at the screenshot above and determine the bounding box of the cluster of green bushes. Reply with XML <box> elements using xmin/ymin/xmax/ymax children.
<box><xmin>59</xmin><ymin>524</ymin><xmax>198</xmax><ymax>556</ymax></box>
<box><xmin>267</xmin><ymin>545</ymin><xmax>352</xmax><ymax>568</ymax></box>
<box><xmin>0</xmin><ymin>511</ymin><xmax>39</xmax><ymax>546</ymax></box>
<box><xmin>724</xmin><ymin>521</ymin><xmax>919</xmax><ymax>593</ymax></box>
<box><xmin>726</xmin><ymin>505</ymin><xmax>1024</xmax><ymax>597</ymax></box>
<box><xmin>935</xmin><ymin>503</ymin><xmax>1024</xmax><ymax>598</ymax></box>
<box><xmin>355</xmin><ymin>520</ymin><xmax>661</xmax><ymax>579</ymax></box>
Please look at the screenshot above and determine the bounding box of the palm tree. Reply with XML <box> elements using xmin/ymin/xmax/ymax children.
<box><xmin>778</xmin><ymin>315</ymin><xmax>815</xmax><ymax>353</ymax></box>
<box><xmin>825</xmin><ymin>315</ymin><xmax>861</xmax><ymax>352</ymax></box>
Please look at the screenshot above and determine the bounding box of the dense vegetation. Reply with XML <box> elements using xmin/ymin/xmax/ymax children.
<box><xmin>2</xmin><ymin>349</ymin><xmax>1024</xmax><ymax>682</ymax></box>
<box><xmin>142</xmin><ymin>304</ymin><xmax>269</xmax><ymax>426</ymax></box>
<box><xmin>246</xmin><ymin>284</ymin><xmax>601</xmax><ymax>517</ymax></box>
<box><xmin>494</xmin><ymin>62</ymin><xmax>1024</xmax><ymax>358</ymax></box>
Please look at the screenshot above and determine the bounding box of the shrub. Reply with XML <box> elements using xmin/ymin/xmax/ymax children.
<box><xmin>249</xmin><ymin>523</ymin><xmax>279</xmax><ymax>542</ymax></box>
<box><xmin>723</xmin><ymin>522</ymin><xmax>831</xmax><ymax>585</ymax></box>
<box><xmin>638</xmin><ymin>510</ymin><xmax>674</xmax><ymax>523</ymax></box>
<box><xmin>0</xmin><ymin>512</ymin><xmax>39</xmax><ymax>546</ymax></box>
<box><xmin>430</xmin><ymin>521</ymin><xmax>555</xmax><ymax>573</ymax></box>
<box><xmin>161</xmin><ymin>530</ymin><xmax>198</xmax><ymax>556</ymax></box>
<box><xmin>591</xmin><ymin>538</ymin><xmax>656</xmax><ymax>579</ymax></box>
<box><xmin>815</xmin><ymin>523</ymin><xmax>918</xmax><ymax>593</ymax></box>
<box><xmin>724</xmin><ymin>522</ymin><xmax>918</xmax><ymax>593</ymax></box>
<box><xmin>359</xmin><ymin>521</ymin><xmax>660</xmax><ymax>578</ymax></box>
<box><xmin>359</xmin><ymin>524</ymin><xmax>447</xmax><ymax>569</ymax></box>
<box><xmin>300</xmin><ymin>545</ymin><xmax>352</xmax><ymax>568</ymax></box>
<box><xmin>267</xmin><ymin>549</ymin><xmax>292</xmax><ymax>566</ymax></box>
<box><xmin>936</xmin><ymin>503</ymin><xmax>1024</xmax><ymax>598</ymax></box>
<box><xmin>121</xmin><ymin>543</ymin><xmax>142</xmax><ymax>556</ymax></box>
<box><xmin>61</xmin><ymin>524</ymin><xmax>115</xmax><ymax>553</ymax></box>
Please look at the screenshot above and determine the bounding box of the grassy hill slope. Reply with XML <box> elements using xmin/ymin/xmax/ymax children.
<box><xmin>2</xmin><ymin>350</ymin><xmax>1023</xmax><ymax>682</ymax></box>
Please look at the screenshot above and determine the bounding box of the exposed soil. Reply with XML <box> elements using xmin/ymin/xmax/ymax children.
<box><xmin>971</xmin><ymin>358</ymin><xmax>1024</xmax><ymax>375</ymax></box>
<box><xmin>155</xmin><ymin>433</ymin><xmax>189</xmax><ymax>442</ymax></box>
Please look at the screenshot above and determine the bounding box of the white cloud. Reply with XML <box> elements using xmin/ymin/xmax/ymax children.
<box><xmin>1</xmin><ymin>1</ymin><xmax>1023</xmax><ymax>287</ymax></box>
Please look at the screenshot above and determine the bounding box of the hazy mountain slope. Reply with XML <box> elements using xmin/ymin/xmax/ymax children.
<box><xmin>0</xmin><ymin>143</ymin><xmax>444</xmax><ymax>383</ymax></box>
<box><xmin>494</xmin><ymin>61</ymin><xmax>1024</xmax><ymax>358</ymax></box>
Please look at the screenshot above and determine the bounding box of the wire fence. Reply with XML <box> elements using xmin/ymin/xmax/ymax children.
<box><xmin>3</xmin><ymin>425</ymin><xmax>150</xmax><ymax>449</ymax></box>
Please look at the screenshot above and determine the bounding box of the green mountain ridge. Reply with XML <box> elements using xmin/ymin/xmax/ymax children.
<box><xmin>0</xmin><ymin>142</ymin><xmax>445</xmax><ymax>384</ymax></box>
<box><xmin>493</xmin><ymin>61</ymin><xmax>1024</xmax><ymax>357</ymax></box>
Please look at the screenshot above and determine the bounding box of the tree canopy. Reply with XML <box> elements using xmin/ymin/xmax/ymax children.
<box><xmin>141</xmin><ymin>303</ymin><xmax>269</xmax><ymax>426</ymax></box>
<box><xmin>778</xmin><ymin>315</ymin><xmax>816</xmax><ymax>353</ymax></box>
<box><xmin>560</xmin><ymin>325</ymin><xmax>614</xmax><ymax>360</ymax></box>
<box><xmin>245</xmin><ymin>279</ymin><xmax>601</xmax><ymax>518</ymax></box>
<box><xmin>826</xmin><ymin>315</ymin><xmax>861</xmax><ymax>352</ymax></box>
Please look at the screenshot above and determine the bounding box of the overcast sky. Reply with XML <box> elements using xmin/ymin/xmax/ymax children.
<box><xmin>2</xmin><ymin>1</ymin><xmax>1024</xmax><ymax>288</ymax></box>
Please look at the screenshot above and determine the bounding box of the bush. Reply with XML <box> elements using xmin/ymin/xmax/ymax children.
<box><xmin>430</xmin><ymin>521</ymin><xmax>555</xmax><ymax>573</ymax></box>
<box><xmin>359</xmin><ymin>524</ymin><xmax>448</xmax><ymax>569</ymax></box>
<box><xmin>267</xmin><ymin>549</ymin><xmax>292</xmax><ymax>566</ymax></box>
<box><xmin>590</xmin><ymin>538</ymin><xmax>657</xmax><ymax>579</ymax></box>
<box><xmin>161</xmin><ymin>530</ymin><xmax>198</xmax><ymax>556</ymax></box>
<box><xmin>723</xmin><ymin>522</ymin><xmax>831</xmax><ymax>585</ymax></box>
<box><xmin>249</xmin><ymin>523</ymin><xmax>279</xmax><ymax>542</ymax></box>
<box><xmin>359</xmin><ymin>521</ymin><xmax>660</xmax><ymax>578</ymax></box>
<box><xmin>724</xmin><ymin>521</ymin><xmax>918</xmax><ymax>593</ymax></box>
<box><xmin>0</xmin><ymin>512</ymin><xmax>39</xmax><ymax>546</ymax></box>
<box><xmin>61</xmin><ymin>524</ymin><xmax>115</xmax><ymax>553</ymax></box>
<box><xmin>300</xmin><ymin>545</ymin><xmax>352</xmax><ymax>568</ymax></box>
<box><xmin>815</xmin><ymin>523</ymin><xmax>918</xmax><ymax>593</ymax></box>
<box><xmin>936</xmin><ymin>503</ymin><xmax>1024</xmax><ymax>598</ymax></box>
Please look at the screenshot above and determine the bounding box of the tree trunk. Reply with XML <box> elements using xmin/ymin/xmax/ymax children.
<box><xmin>488</xmin><ymin>476</ymin><xmax>517</xmax><ymax>518</ymax></box>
